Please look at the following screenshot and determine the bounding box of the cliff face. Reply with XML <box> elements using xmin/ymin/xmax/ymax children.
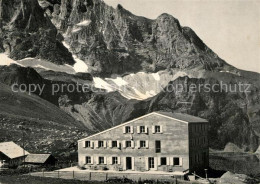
<box><xmin>0</xmin><ymin>0</ymin><xmax>74</xmax><ymax>65</ymax></box>
<box><xmin>41</xmin><ymin>0</ymin><xmax>228</xmax><ymax>76</ymax></box>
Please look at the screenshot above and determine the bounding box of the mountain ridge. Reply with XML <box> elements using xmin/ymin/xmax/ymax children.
<box><xmin>40</xmin><ymin>0</ymin><xmax>231</xmax><ymax>76</ymax></box>
<box><xmin>0</xmin><ymin>0</ymin><xmax>260</xmax><ymax>157</ymax></box>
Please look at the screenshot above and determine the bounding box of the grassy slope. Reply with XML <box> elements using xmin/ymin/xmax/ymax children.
<box><xmin>0</xmin><ymin>83</ymin><xmax>82</xmax><ymax>127</ymax></box>
<box><xmin>0</xmin><ymin>83</ymin><xmax>89</xmax><ymax>162</ymax></box>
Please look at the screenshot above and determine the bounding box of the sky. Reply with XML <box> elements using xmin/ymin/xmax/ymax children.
<box><xmin>104</xmin><ymin>0</ymin><xmax>260</xmax><ymax>73</ymax></box>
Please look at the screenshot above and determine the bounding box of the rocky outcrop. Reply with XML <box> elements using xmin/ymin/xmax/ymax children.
<box><xmin>224</xmin><ymin>142</ymin><xmax>244</xmax><ymax>152</ymax></box>
<box><xmin>0</xmin><ymin>0</ymin><xmax>74</xmax><ymax>65</ymax></box>
<box><xmin>43</xmin><ymin>0</ymin><xmax>229</xmax><ymax>76</ymax></box>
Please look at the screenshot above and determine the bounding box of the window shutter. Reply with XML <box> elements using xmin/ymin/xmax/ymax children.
<box><xmin>117</xmin><ymin>141</ymin><xmax>120</xmax><ymax>148</ymax></box>
<box><xmin>158</xmin><ymin>157</ymin><xmax>161</xmax><ymax>166</ymax></box>
<box><xmin>104</xmin><ymin>157</ymin><xmax>107</xmax><ymax>164</ymax></box>
<box><xmin>108</xmin><ymin>140</ymin><xmax>112</xmax><ymax>148</ymax></box>
<box><xmin>130</xmin><ymin>126</ymin><xmax>134</xmax><ymax>134</ymax></box>
<box><xmin>154</xmin><ymin>157</ymin><xmax>158</xmax><ymax>170</ymax></box>
<box><xmin>160</xmin><ymin>125</ymin><xmax>163</xmax><ymax>133</ymax></box>
<box><xmin>145</xmin><ymin>157</ymin><xmax>149</xmax><ymax>171</ymax></box>
<box><xmin>131</xmin><ymin>157</ymin><xmax>135</xmax><ymax>171</ymax></box>
<box><xmin>96</xmin><ymin>156</ymin><xmax>99</xmax><ymax>164</ymax></box>
<box><xmin>118</xmin><ymin>157</ymin><xmax>121</xmax><ymax>164</ymax></box>
<box><xmin>152</xmin><ymin>126</ymin><xmax>155</xmax><ymax>134</ymax></box>
<box><xmin>145</xmin><ymin>126</ymin><xmax>148</xmax><ymax>134</ymax></box>
<box><xmin>123</xmin><ymin>126</ymin><xmax>126</xmax><ymax>134</ymax></box>
<box><xmin>137</xmin><ymin>140</ymin><xmax>140</xmax><ymax>148</ymax></box>
<box><xmin>122</xmin><ymin>140</ymin><xmax>126</xmax><ymax>148</ymax></box>
<box><xmin>166</xmin><ymin>157</ymin><xmax>170</xmax><ymax>165</ymax></box>
<box><xmin>108</xmin><ymin>157</ymin><xmax>112</xmax><ymax>165</ymax></box>
<box><xmin>103</xmin><ymin>141</ymin><xmax>107</xmax><ymax>148</ymax></box>
<box><xmin>131</xmin><ymin>141</ymin><xmax>135</xmax><ymax>149</ymax></box>
<box><xmin>123</xmin><ymin>157</ymin><xmax>126</xmax><ymax>170</ymax></box>
<box><xmin>146</xmin><ymin>140</ymin><xmax>149</xmax><ymax>148</ymax></box>
<box><xmin>91</xmin><ymin>141</ymin><xmax>94</xmax><ymax>149</ymax></box>
<box><xmin>170</xmin><ymin>157</ymin><xmax>173</xmax><ymax>165</ymax></box>
<box><xmin>91</xmin><ymin>156</ymin><xmax>94</xmax><ymax>164</ymax></box>
<box><xmin>179</xmin><ymin>157</ymin><xmax>183</xmax><ymax>166</ymax></box>
<box><xmin>137</xmin><ymin>126</ymin><xmax>140</xmax><ymax>133</ymax></box>
<box><xmin>95</xmin><ymin>141</ymin><xmax>99</xmax><ymax>148</ymax></box>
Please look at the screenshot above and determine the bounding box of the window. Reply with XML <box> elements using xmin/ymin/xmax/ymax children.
<box><xmin>125</xmin><ymin>126</ymin><xmax>131</xmax><ymax>133</ymax></box>
<box><xmin>155</xmin><ymin>125</ymin><xmax>161</xmax><ymax>133</ymax></box>
<box><xmin>85</xmin><ymin>141</ymin><xmax>91</xmax><ymax>148</ymax></box>
<box><xmin>155</xmin><ymin>140</ymin><xmax>161</xmax><ymax>153</ymax></box>
<box><xmin>98</xmin><ymin>141</ymin><xmax>104</xmax><ymax>147</ymax></box>
<box><xmin>126</xmin><ymin>141</ymin><xmax>132</xmax><ymax>148</ymax></box>
<box><xmin>140</xmin><ymin>140</ymin><xmax>146</xmax><ymax>148</ymax></box>
<box><xmin>99</xmin><ymin>157</ymin><xmax>104</xmax><ymax>164</ymax></box>
<box><xmin>112</xmin><ymin>157</ymin><xmax>118</xmax><ymax>164</ymax></box>
<box><xmin>173</xmin><ymin>157</ymin><xmax>180</xmax><ymax>166</ymax></box>
<box><xmin>112</xmin><ymin>141</ymin><xmax>117</xmax><ymax>148</ymax></box>
<box><xmin>86</xmin><ymin>156</ymin><xmax>91</xmax><ymax>164</ymax></box>
<box><xmin>148</xmin><ymin>157</ymin><xmax>155</xmax><ymax>168</ymax></box>
<box><xmin>140</xmin><ymin>126</ymin><xmax>145</xmax><ymax>133</ymax></box>
<box><xmin>161</xmin><ymin>157</ymin><xmax>167</xmax><ymax>165</ymax></box>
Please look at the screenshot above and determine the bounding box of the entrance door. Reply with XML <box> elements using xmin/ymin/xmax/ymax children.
<box><xmin>148</xmin><ymin>157</ymin><xmax>155</xmax><ymax>169</ymax></box>
<box><xmin>126</xmin><ymin>157</ymin><xmax>132</xmax><ymax>170</ymax></box>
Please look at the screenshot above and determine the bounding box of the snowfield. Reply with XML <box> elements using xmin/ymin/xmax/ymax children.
<box><xmin>91</xmin><ymin>71</ymin><xmax>194</xmax><ymax>100</ymax></box>
<box><xmin>0</xmin><ymin>53</ymin><xmax>195</xmax><ymax>101</ymax></box>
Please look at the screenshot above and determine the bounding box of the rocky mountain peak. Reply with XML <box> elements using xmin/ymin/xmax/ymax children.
<box><xmin>0</xmin><ymin>0</ymin><xmax>74</xmax><ymax>65</ymax></box>
<box><xmin>40</xmin><ymin>0</ymin><xmax>229</xmax><ymax>76</ymax></box>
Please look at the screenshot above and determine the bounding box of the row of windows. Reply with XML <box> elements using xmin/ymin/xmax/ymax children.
<box><xmin>190</xmin><ymin>137</ymin><xmax>207</xmax><ymax>147</ymax></box>
<box><xmin>190</xmin><ymin>124</ymin><xmax>207</xmax><ymax>132</ymax></box>
<box><xmin>190</xmin><ymin>152</ymin><xmax>208</xmax><ymax>165</ymax></box>
<box><xmin>85</xmin><ymin>156</ymin><xmax>120</xmax><ymax>165</ymax></box>
<box><xmin>85</xmin><ymin>140</ymin><xmax>151</xmax><ymax>149</ymax></box>
<box><xmin>123</xmin><ymin>125</ymin><xmax>163</xmax><ymax>134</ymax></box>
<box><xmin>84</xmin><ymin>156</ymin><xmax>182</xmax><ymax>166</ymax></box>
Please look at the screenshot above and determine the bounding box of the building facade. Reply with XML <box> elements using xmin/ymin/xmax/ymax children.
<box><xmin>78</xmin><ymin>112</ymin><xmax>209</xmax><ymax>173</ymax></box>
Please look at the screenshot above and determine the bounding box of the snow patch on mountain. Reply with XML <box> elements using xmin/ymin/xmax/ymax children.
<box><xmin>220</xmin><ymin>70</ymin><xmax>240</xmax><ymax>76</ymax></box>
<box><xmin>152</xmin><ymin>72</ymin><xmax>160</xmax><ymax>81</ymax></box>
<box><xmin>0</xmin><ymin>54</ymin><xmax>23</xmax><ymax>66</ymax></box>
<box><xmin>62</xmin><ymin>41</ymin><xmax>89</xmax><ymax>73</ymax></box>
<box><xmin>93</xmin><ymin>77</ymin><xmax>114</xmax><ymax>92</ymax></box>
<box><xmin>105</xmin><ymin>77</ymin><xmax>128</xmax><ymax>87</ymax></box>
<box><xmin>76</xmin><ymin>20</ymin><xmax>91</xmax><ymax>26</ymax></box>
<box><xmin>34</xmin><ymin>65</ymin><xmax>51</xmax><ymax>70</ymax></box>
<box><xmin>17</xmin><ymin>58</ymin><xmax>75</xmax><ymax>73</ymax></box>
<box><xmin>72</xmin><ymin>28</ymin><xmax>82</xmax><ymax>33</ymax></box>
<box><xmin>90</xmin><ymin>70</ymin><xmax>194</xmax><ymax>100</ymax></box>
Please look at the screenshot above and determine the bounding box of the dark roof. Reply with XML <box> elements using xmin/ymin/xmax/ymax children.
<box><xmin>25</xmin><ymin>154</ymin><xmax>53</xmax><ymax>164</ymax></box>
<box><xmin>0</xmin><ymin>141</ymin><xmax>29</xmax><ymax>159</ymax></box>
<box><xmin>155</xmin><ymin>111</ymin><xmax>208</xmax><ymax>123</ymax></box>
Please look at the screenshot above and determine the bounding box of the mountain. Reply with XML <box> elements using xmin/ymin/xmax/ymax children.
<box><xmin>40</xmin><ymin>0</ymin><xmax>232</xmax><ymax>76</ymax></box>
<box><xmin>0</xmin><ymin>0</ymin><xmax>260</xmax><ymax>157</ymax></box>
<box><xmin>0</xmin><ymin>0</ymin><xmax>74</xmax><ymax>65</ymax></box>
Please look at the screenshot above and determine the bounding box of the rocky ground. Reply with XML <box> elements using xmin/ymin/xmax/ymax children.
<box><xmin>0</xmin><ymin>113</ymin><xmax>88</xmax><ymax>162</ymax></box>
